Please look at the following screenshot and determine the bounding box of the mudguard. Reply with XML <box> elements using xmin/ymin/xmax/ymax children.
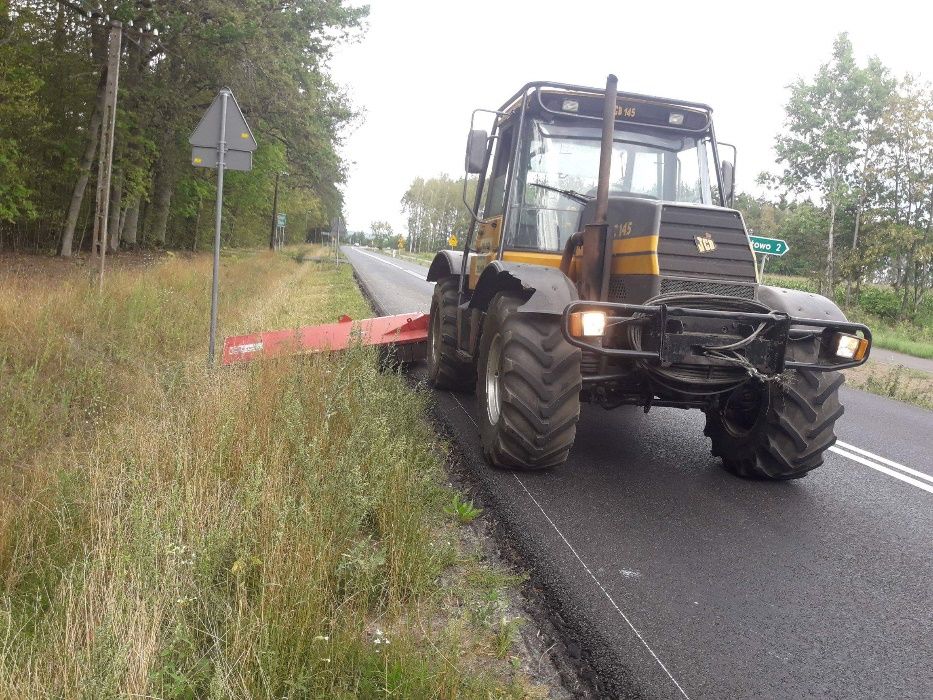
<box><xmin>756</xmin><ymin>285</ymin><xmax>847</xmax><ymax>323</ymax></box>
<box><xmin>757</xmin><ymin>285</ymin><xmax>847</xmax><ymax>364</ymax></box>
<box><xmin>469</xmin><ymin>261</ymin><xmax>578</xmax><ymax>315</ymax></box>
<box><xmin>426</xmin><ymin>250</ymin><xmax>465</xmax><ymax>281</ymax></box>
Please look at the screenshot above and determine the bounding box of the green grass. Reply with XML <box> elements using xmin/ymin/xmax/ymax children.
<box><xmin>0</xmin><ymin>246</ymin><xmax>546</xmax><ymax>698</ymax></box>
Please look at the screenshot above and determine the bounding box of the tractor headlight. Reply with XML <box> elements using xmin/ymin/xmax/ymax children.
<box><xmin>569</xmin><ymin>311</ymin><xmax>606</xmax><ymax>338</ymax></box>
<box><xmin>831</xmin><ymin>332</ymin><xmax>870</xmax><ymax>361</ymax></box>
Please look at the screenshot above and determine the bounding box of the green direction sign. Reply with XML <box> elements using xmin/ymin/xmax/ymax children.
<box><xmin>749</xmin><ymin>235</ymin><xmax>789</xmax><ymax>256</ymax></box>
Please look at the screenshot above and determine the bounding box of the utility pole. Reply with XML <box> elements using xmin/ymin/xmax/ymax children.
<box><xmin>91</xmin><ymin>20</ymin><xmax>122</xmax><ymax>289</ymax></box>
<box><xmin>270</xmin><ymin>171</ymin><xmax>284</xmax><ymax>250</ymax></box>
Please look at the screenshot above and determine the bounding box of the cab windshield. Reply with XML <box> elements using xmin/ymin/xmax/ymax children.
<box><xmin>508</xmin><ymin>120</ymin><xmax>717</xmax><ymax>251</ymax></box>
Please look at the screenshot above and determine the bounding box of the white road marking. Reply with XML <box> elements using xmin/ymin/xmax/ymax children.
<box><xmin>349</xmin><ymin>247</ymin><xmax>432</xmax><ymax>282</ymax></box>
<box><xmin>448</xmin><ymin>393</ymin><xmax>690</xmax><ymax>700</ymax></box>
<box><xmin>835</xmin><ymin>440</ymin><xmax>933</xmax><ymax>485</ymax></box>
<box><xmin>829</xmin><ymin>445</ymin><xmax>933</xmax><ymax>495</ymax></box>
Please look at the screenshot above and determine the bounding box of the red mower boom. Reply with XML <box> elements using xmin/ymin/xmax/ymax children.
<box><xmin>222</xmin><ymin>312</ymin><xmax>429</xmax><ymax>366</ymax></box>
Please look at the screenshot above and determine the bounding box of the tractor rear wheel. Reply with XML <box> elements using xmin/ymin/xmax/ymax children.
<box><xmin>477</xmin><ymin>292</ymin><xmax>582</xmax><ymax>470</ymax></box>
<box><xmin>704</xmin><ymin>370</ymin><xmax>845</xmax><ymax>480</ymax></box>
<box><xmin>427</xmin><ymin>276</ymin><xmax>474</xmax><ymax>391</ymax></box>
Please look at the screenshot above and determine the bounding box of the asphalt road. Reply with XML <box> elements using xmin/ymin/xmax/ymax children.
<box><xmin>343</xmin><ymin>246</ymin><xmax>933</xmax><ymax>700</ymax></box>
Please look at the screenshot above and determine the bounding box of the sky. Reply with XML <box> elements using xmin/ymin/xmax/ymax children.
<box><xmin>330</xmin><ymin>0</ymin><xmax>933</xmax><ymax>234</ymax></box>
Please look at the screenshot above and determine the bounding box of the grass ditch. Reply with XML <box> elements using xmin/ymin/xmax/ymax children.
<box><xmin>845</xmin><ymin>362</ymin><xmax>933</xmax><ymax>410</ymax></box>
<box><xmin>0</xmin><ymin>247</ymin><xmax>553</xmax><ymax>698</ymax></box>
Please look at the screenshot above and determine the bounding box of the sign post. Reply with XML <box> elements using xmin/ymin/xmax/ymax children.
<box><xmin>189</xmin><ymin>88</ymin><xmax>257</xmax><ymax>364</ymax></box>
<box><xmin>749</xmin><ymin>235</ymin><xmax>790</xmax><ymax>279</ymax></box>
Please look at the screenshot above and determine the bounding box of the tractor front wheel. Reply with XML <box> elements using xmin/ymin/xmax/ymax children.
<box><xmin>477</xmin><ymin>292</ymin><xmax>582</xmax><ymax>470</ymax></box>
<box><xmin>704</xmin><ymin>370</ymin><xmax>845</xmax><ymax>480</ymax></box>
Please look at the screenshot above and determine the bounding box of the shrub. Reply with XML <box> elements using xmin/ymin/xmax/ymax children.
<box><xmin>858</xmin><ymin>286</ymin><xmax>901</xmax><ymax>322</ymax></box>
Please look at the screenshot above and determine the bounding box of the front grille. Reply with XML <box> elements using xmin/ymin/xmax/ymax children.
<box><xmin>660</xmin><ymin>276</ymin><xmax>755</xmax><ymax>300</ymax></box>
<box><xmin>658</xmin><ymin>206</ymin><xmax>757</xmax><ymax>282</ymax></box>
<box><xmin>608</xmin><ymin>276</ymin><xmax>626</xmax><ymax>302</ymax></box>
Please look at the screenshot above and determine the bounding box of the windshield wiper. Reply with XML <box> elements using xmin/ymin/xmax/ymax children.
<box><xmin>530</xmin><ymin>182</ymin><xmax>593</xmax><ymax>205</ymax></box>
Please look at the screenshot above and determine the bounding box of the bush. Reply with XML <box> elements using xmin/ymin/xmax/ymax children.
<box><xmin>858</xmin><ymin>286</ymin><xmax>901</xmax><ymax>322</ymax></box>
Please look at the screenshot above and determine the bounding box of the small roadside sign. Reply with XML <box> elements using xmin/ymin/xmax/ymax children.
<box><xmin>448</xmin><ymin>234</ymin><xmax>458</xmax><ymax>248</ymax></box>
<box><xmin>397</xmin><ymin>237</ymin><xmax>405</xmax><ymax>250</ymax></box>
<box><xmin>189</xmin><ymin>89</ymin><xmax>257</xmax><ymax>172</ymax></box>
<box><xmin>749</xmin><ymin>235</ymin><xmax>789</xmax><ymax>257</ymax></box>
<box><xmin>189</xmin><ymin>88</ymin><xmax>256</xmax><ymax>365</ymax></box>
<box><xmin>277</xmin><ymin>213</ymin><xmax>286</xmax><ymax>227</ymax></box>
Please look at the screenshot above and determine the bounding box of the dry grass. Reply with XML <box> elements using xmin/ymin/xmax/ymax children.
<box><xmin>0</xmin><ymin>247</ymin><xmax>545</xmax><ymax>698</ymax></box>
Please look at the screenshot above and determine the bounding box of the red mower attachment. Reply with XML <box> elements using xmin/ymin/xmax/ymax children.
<box><xmin>222</xmin><ymin>312</ymin><xmax>429</xmax><ymax>366</ymax></box>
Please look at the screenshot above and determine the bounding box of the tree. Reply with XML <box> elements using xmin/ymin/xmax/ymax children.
<box><xmin>370</xmin><ymin>220</ymin><xmax>394</xmax><ymax>249</ymax></box>
<box><xmin>400</xmin><ymin>175</ymin><xmax>474</xmax><ymax>253</ymax></box>
<box><xmin>773</xmin><ymin>33</ymin><xmax>867</xmax><ymax>291</ymax></box>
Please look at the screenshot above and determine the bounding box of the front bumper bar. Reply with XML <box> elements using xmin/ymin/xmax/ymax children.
<box><xmin>560</xmin><ymin>300</ymin><xmax>872</xmax><ymax>373</ymax></box>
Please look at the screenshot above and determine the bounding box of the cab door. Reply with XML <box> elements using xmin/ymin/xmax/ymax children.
<box><xmin>468</xmin><ymin>123</ymin><xmax>514</xmax><ymax>289</ymax></box>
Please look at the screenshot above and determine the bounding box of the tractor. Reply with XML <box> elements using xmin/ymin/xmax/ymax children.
<box><xmin>423</xmin><ymin>75</ymin><xmax>872</xmax><ymax>479</ymax></box>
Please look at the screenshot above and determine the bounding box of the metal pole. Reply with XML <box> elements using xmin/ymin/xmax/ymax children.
<box><xmin>270</xmin><ymin>171</ymin><xmax>280</xmax><ymax>250</ymax></box>
<box><xmin>93</xmin><ymin>21</ymin><xmax>122</xmax><ymax>289</ymax></box>
<box><xmin>209</xmin><ymin>89</ymin><xmax>229</xmax><ymax>365</ymax></box>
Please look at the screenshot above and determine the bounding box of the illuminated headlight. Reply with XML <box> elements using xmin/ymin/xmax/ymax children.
<box><xmin>569</xmin><ymin>311</ymin><xmax>607</xmax><ymax>337</ymax></box>
<box><xmin>668</xmin><ymin>112</ymin><xmax>684</xmax><ymax>125</ymax></box>
<box><xmin>832</xmin><ymin>332</ymin><xmax>869</xmax><ymax>361</ymax></box>
<box><xmin>562</xmin><ymin>99</ymin><xmax>579</xmax><ymax>113</ymax></box>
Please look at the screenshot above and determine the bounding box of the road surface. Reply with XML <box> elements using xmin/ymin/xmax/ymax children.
<box><xmin>343</xmin><ymin>246</ymin><xmax>932</xmax><ymax>700</ymax></box>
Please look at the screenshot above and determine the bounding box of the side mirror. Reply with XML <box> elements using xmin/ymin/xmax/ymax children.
<box><xmin>465</xmin><ymin>129</ymin><xmax>487</xmax><ymax>174</ymax></box>
<box><xmin>720</xmin><ymin>160</ymin><xmax>735</xmax><ymax>208</ymax></box>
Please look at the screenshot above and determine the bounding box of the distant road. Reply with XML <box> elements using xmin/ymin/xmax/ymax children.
<box><xmin>344</xmin><ymin>246</ymin><xmax>932</xmax><ymax>700</ymax></box>
<box><xmin>868</xmin><ymin>346</ymin><xmax>933</xmax><ymax>374</ymax></box>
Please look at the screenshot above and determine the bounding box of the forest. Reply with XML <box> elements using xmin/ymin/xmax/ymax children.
<box><xmin>0</xmin><ymin>0</ymin><xmax>366</xmax><ymax>253</ymax></box>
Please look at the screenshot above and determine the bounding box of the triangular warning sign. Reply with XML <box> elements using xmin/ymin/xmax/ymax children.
<box><xmin>189</xmin><ymin>88</ymin><xmax>257</xmax><ymax>151</ymax></box>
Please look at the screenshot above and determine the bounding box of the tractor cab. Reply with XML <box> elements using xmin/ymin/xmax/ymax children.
<box><xmin>459</xmin><ymin>82</ymin><xmax>741</xmax><ymax>303</ymax></box>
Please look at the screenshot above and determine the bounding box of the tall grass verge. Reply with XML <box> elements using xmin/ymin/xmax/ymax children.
<box><xmin>1</xmin><ymin>249</ymin><xmax>543</xmax><ymax>697</ymax></box>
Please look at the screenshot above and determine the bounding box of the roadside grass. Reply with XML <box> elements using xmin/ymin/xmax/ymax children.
<box><xmin>863</xmin><ymin>327</ymin><xmax>933</xmax><ymax>360</ymax></box>
<box><xmin>845</xmin><ymin>363</ymin><xmax>933</xmax><ymax>410</ymax></box>
<box><xmin>0</xmin><ymin>247</ymin><xmax>546</xmax><ymax>698</ymax></box>
<box><xmin>764</xmin><ymin>273</ymin><xmax>933</xmax><ymax>360</ymax></box>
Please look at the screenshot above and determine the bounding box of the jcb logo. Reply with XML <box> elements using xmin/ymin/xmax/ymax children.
<box><xmin>695</xmin><ymin>233</ymin><xmax>717</xmax><ymax>253</ymax></box>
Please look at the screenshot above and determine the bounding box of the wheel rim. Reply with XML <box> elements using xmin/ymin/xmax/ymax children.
<box><xmin>485</xmin><ymin>333</ymin><xmax>503</xmax><ymax>425</ymax></box>
<box><xmin>720</xmin><ymin>381</ymin><xmax>767</xmax><ymax>438</ymax></box>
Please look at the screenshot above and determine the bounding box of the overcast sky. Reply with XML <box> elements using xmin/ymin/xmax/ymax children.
<box><xmin>330</xmin><ymin>0</ymin><xmax>933</xmax><ymax>234</ymax></box>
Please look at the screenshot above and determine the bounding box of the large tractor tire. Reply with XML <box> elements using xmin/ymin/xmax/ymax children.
<box><xmin>477</xmin><ymin>292</ymin><xmax>582</xmax><ymax>470</ymax></box>
<box><xmin>427</xmin><ymin>276</ymin><xmax>474</xmax><ymax>391</ymax></box>
<box><xmin>704</xmin><ymin>369</ymin><xmax>845</xmax><ymax>480</ymax></box>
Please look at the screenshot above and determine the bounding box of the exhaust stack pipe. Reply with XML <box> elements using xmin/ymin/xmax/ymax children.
<box><xmin>579</xmin><ymin>74</ymin><xmax>618</xmax><ymax>301</ymax></box>
<box><xmin>594</xmin><ymin>73</ymin><xmax>617</xmax><ymax>226</ymax></box>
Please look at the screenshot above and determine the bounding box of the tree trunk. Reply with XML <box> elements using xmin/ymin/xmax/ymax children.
<box><xmin>826</xmin><ymin>198</ymin><xmax>836</xmax><ymax>296</ymax></box>
<box><xmin>60</xmin><ymin>71</ymin><xmax>108</xmax><ymax>257</ymax></box>
<box><xmin>122</xmin><ymin>197</ymin><xmax>139</xmax><ymax>247</ymax></box>
<box><xmin>845</xmin><ymin>205</ymin><xmax>861</xmax><ymax>307</ymax></box>
<box><xmin>148</xmin><ymin>161</ymin><xmax>174</xmax><ymax>246</ymax></box>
